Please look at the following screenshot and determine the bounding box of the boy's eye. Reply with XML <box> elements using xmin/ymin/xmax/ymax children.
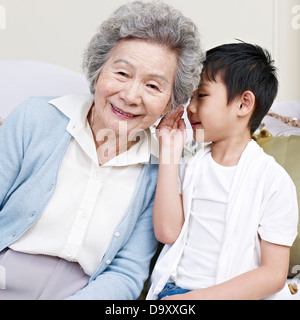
<box><xmin>198</xmin><ymin>93</ymin><xmax>206</xmax><ymax>98</ymax></box>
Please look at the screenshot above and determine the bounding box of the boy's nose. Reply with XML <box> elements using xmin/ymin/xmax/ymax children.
<box><xmin>187</xmin><ymin>101</ymin><xmax>196</xmax><ymax>115</ymax></box>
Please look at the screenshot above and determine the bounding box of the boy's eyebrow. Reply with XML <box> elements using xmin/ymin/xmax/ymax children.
<box><xmin>113</xmin><ymin>59</ymin><xmax>169</xmax><ymax>83</ymax></box>
<box><xmin>199</xmin><ymin>82</ymin><xmax>210</xmax><ymax>89</ymax></box>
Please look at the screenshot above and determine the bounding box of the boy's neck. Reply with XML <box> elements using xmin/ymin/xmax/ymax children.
<box><xmin>210</xmin><ymin>133</ymin><xmax>252</xmax><ymax>167</ymax></box>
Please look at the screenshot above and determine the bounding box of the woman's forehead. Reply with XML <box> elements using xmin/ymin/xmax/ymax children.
<box><xmin>106</xmin><ymin>39</ymin><xmax>178</xmax><ymax>80</ymax></box>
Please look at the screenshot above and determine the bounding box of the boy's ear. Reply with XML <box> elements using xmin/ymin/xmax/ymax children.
<box><xmin>238</xmin><ymin>91</ymin><xmax>255</xmax><ymax>116</ymax></box>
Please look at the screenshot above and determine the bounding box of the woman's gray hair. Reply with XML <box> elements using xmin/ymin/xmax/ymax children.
<box><xmin>83</xmin><ymin>0</ymin><xmax>204</xmax><ymax>110</ymax></box>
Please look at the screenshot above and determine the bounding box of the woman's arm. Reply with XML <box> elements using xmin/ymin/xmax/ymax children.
<box><xmin>163</xmin><ymin>240</ymin><xmax>290</xmax><ymax>300</ymax></box>
<box><xmin>152</xmin><ymin>107</ymin><xmax>186</xmax><ymax>244</ymax></box>
<box><xmin>0</xmin><ymin>103</ymin><xmax>26</xmax><ymax>207</ymax></box>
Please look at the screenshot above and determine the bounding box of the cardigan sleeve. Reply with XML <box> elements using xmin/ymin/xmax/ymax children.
<box><xmin>0</xmin><ymin>101</ymin><xmax>27</xmax><ymax>208</ymax></box>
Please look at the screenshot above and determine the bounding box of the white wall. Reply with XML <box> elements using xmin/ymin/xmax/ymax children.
<box><xmin>0</xmin><ymin>0</ymin><xmax>299</xmax><ymax>102</ymax></box>
<box><xmin>275</xmin><ymin>0</ymin><xmax>300</xmax><ymax>102</ymax></box>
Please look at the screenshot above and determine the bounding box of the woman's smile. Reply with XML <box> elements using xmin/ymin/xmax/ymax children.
<box><xmin>110</xmin><ymin>103</ymin><xmax>139</xmax><ymax>119</ymax></box>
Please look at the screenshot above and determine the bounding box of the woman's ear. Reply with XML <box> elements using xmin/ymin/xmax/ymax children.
<box><xmin>238</xmin><ymin>91</ymin><xmax>255</xmax><ymax>116</ymax></box>
<box><xmin>93</xmin><ymin>69</ymin><xmax>103</xmax><ymax>90</ymax></box>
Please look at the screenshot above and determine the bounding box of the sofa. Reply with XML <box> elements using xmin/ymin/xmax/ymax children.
<box><xmin>253</xmin><ymin>101</ymin><xmax>300</xmax><ymax>300</ymax></box>
<box><xmin>0</xmin><ymin>60</ymin><xmax>90</xmax><ymax>120</ymax></box>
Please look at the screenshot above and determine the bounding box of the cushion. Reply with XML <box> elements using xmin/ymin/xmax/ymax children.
<box><xmin>0</xmin><ymin>60</ymin><xmax>90</xmax><ymax>119</ymax></box>
<box><xmin>262</xmin><ymin>115</ymin><xmax>300</xmax><ymax>137</ymax></box>
<box><xmin>261</xmin><ymin>101</ymin><xmax>300</xmax><ymax>137</ymax></box>
<box><xmin>256</xmin><ymin>134</ymin><xmax>300</xmax><ymax>278</ymax></box>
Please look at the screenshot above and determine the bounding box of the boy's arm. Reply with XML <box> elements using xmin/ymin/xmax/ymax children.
<box><xmin>153</xmin><ymin>107</ymin><xmax>186</xmax><ymax>244</ymax></box>
<box><xmin>153</xmin><ymin>159</ymin><xmax>184</xmax><ymax>244</ymax></box>
<box><xmin>162</xmin><ymin>240</ymin><xmax>290</xmax><ymax>300</ymax></box>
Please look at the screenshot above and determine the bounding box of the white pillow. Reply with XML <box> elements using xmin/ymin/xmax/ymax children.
<box><xmin>270</xmin><ymin>101</ymin><xmax>300</xmax><ymax>119</ymax></box>
<box><xmin>263</xmin><ymin>101</ymin><xmax>300</xmax><ymax>137</ymax></box>
<box><xmin>0</xmin><ymin>60</ymin><xmax>90</xmax><ymax>119</ymax></box>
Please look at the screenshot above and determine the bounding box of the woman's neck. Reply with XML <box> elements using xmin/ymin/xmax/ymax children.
<box><xmin>88</xmin><ymin>105</ymin><xmax>138</xmax><ymax>165</ymax></box>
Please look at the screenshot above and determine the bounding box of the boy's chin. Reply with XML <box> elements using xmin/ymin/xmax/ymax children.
<box><xmin>193</xmin><ymin>129</ymin><xmax>205</xmax><ymax>143</ymax></box>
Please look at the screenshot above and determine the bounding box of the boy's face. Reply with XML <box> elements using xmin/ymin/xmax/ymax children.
<box><xmin>187</xmin><ymin>75</ymin><xmax>239</xmax><ymax>143</ymax></box>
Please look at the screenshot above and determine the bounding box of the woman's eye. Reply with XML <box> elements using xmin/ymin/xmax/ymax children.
<box><xmin>147</xmin><ymin>84</ymin><xmax>159</xmax><ymax>91</ymax></box>
<box><xmin>118</xmin><ymin>71</ymin><xmax>128</xmax><ymax>77</ymax></box>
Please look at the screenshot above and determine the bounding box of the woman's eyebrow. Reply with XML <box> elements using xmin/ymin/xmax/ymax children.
<box><xmin>113</xmin><ymin>59</ymin><xmax>169</xmax><ymax>84</ymax></box>
<box><xmin>113</xmin><ymin>59</ymin><xmax>131</xmax><ymax>66</ymax></box>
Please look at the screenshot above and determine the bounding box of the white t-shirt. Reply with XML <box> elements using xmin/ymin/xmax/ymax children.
<box><xmin>147</xmin><ymin>141</ymin><xmax>298</xmax><ymax>300</ymax></box>
<box><xmin>175</xmin><ymin>152</ymin><xmax>237</xmax><ymax>290</ymax></box>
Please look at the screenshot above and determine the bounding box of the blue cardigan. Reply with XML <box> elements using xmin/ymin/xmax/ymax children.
<box><xmin>0</xmin><ymin>97</ymin><xmax>158</xmax><ymax>300</ymax></box>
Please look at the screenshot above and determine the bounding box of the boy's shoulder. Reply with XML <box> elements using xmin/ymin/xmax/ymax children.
<box><xmin>252</xmin><ymin>140</ymin><xmax>296</xmax><ymax>191</ymax></box>
<box><xmin>179</xmin><ymin>142</ymin><xmax>211</xmax><ymax>181</ymax></box>
<box><xmin>181</xmin><ymin>139</ymin><xmax>294</xmax><ymax>185</ymax></box>
<box><xmin>182</xmin><ymin>141</ymin><xmax>211</xmax><ymax>161</ymax></box>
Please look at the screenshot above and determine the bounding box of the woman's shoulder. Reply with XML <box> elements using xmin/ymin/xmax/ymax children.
<box><xmin>19</xmin><ymin>96</ymin><xmax>67</xmax><ymax>120</ymax></box>
<box><xmin>3</xmin><ymin>96</ymin><xmax>70</xmax><ymax>141</ymax></box>
<box><xmin>17</xmin><ymin>96</ymin><xmax>70</xmax><ymax>129</ymax></box>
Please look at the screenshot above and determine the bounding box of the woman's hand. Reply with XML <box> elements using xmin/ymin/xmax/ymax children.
<box><xmin>157</xmin><ymin>106</ymin><xmax>186</xmax><ymax>163</ymax></box>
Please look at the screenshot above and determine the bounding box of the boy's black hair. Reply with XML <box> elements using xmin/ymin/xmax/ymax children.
<box><xmin>202</xmin><ymin>42</ymin><xmax>279</xmax><ymax>134</ymax></box>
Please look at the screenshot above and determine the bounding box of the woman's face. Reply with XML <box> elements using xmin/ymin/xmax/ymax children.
<box><xmin>93</xmin><ymin>39</ymin><xmax>178</xmax><ymax>135</ymax></box>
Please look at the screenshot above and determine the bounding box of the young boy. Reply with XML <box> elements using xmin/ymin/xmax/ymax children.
<box><xmin>146</xmin><ymin>43</ymin><xmax>298</xmax><ymax>300</ymax></box>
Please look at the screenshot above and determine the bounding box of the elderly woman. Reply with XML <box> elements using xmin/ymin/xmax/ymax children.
<box><xmin>0</xmin><ymin>1</ymin><xmax>203</xmax><ymax>300</ymax></box>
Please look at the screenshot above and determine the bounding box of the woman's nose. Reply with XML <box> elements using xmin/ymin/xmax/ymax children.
<box><xmin>119</xmin><ymin>80</ymin><xmax>142</xmax><ymax>106</ymax></box>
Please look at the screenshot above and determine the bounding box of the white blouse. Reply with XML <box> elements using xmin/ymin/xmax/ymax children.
<box><xmin>10</xmin><ymin>94</ymin><xmax>156</xmax><ymax>275</ymax></box>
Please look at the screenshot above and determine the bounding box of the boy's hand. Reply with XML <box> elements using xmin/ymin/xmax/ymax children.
<box><xmin>157</xmin><ymin>106</ymin><xmax>186</xmax><ymax>163</ymax></box>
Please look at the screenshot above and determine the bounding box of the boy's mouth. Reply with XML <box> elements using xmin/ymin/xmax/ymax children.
<box><xmin>191</xmin><ymin>122</ymin><xmax>202</xmax><ymax>129</ymax></box>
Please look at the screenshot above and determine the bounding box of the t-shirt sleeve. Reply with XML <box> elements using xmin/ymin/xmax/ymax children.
<box><xmin>258</xmin><ymin>166</ymin><xmax>298</xmax><ymax>247</ymax></box>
